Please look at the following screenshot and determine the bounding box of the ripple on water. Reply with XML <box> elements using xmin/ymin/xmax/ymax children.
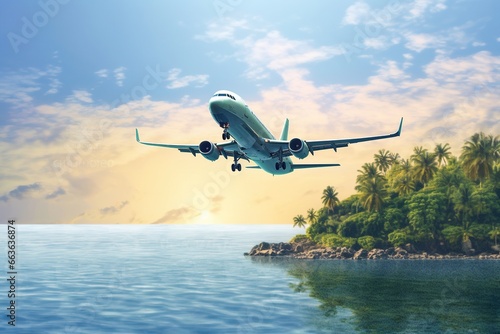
<box><xmin>13</xmin><ymin>225</ymin><xmax>500</xmax><ymax>334</ymax></box>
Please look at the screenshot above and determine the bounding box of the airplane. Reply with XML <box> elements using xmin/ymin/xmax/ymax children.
<box><xmin>135</xmin><ymin>90</ymin><xmax>403</xmax><ymax>175</ymax></box>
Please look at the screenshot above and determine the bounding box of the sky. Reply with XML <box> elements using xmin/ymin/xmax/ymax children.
<box><xmin>0</xmin><ymin>0</ymin><xmax>499</xmax><ymax>225</ymax></box>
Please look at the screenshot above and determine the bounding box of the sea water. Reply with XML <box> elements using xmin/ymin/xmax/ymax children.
<box><xmin>4</xmin><ymin>224</ymin><xmax>499</xmax><ymax>333</ymax></box>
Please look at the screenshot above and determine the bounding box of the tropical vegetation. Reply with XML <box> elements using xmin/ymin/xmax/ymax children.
<box><xmin>292</xmin><ymin>132</ymin><xmax>500</xmax><ymax>254</ymax></box>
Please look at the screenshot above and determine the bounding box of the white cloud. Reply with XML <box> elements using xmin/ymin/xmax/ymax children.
<box><xmin>406</xmin><ymin>0</ymin><xmax>447</xmax><ymax>19</ymax></box>
<box><xmin>166</xmin><ymin>68</ymin><xmax>209</xmax><ymax>89</ymax></box>
<box><xmin>404</xmin><ymin>23</ymin><xmax>472</xmax><ymax>53</ymax></box>
<box><xmin>46</xmin><ymin>78</ymin><xmax>61</xmax><ymax>95</ymax></box>
<box><xmin>95</xmin><ymin>69</ymin><xmax>108</xmax><ymax>78</ymax></box>
<box><xmin>424</xmin><ymin>51</ymin><xmax>500</xmax><ymax>85</ymax></box>
<box><xmin>404</xmin><ymin>33</ymin><xmax>445</xmax><ymax>52</ymax></box>
<box><xmin>114</xmin><ymin>67</ymin><xmax>126</xmax><ymax>87</ymax></box>
<box><xmin>199</xmin><ymin>19</ymin><xmax>344</xmax><ymax>80</ymax></box>
<box><xmin>0</xmin><ymin>65</ymin><xmax>62</xmax><ymax>108</ymax></box>
<box><xmin>70</xmin><ymin>90</ymin><xmax>93</xmax><ymax>103</ymax></box>
<box><xmin>343</xmin><ymin>2</ymin><xmax>371</xmax><ymax>25</ymax></box>
<box><xmin>364</xmin><ymin>36</ymin><xmax>392</xmax><ymax>50</ymax></box>
<box><xmin>197</xmin><ymin>19</ymin><xmax>249</xmax><ymax>42</ymax></box>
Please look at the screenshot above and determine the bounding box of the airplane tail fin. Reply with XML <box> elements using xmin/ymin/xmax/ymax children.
<box><xmin>280</xmin><ymin>118</ymin><xmax>289</xmax><ymax>140</ymax></box>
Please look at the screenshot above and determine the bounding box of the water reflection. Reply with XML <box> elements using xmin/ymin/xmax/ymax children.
<box><xmin>250</xmin><ymin>257</ymin><xmax>500</xmax><ymax>333</ymax></box>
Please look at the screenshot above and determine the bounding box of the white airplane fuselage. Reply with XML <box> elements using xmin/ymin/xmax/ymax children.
<box><xmin>208</xmin><ymin>90</ymin><xmax>293</xmax><ymax>175</ymax></box>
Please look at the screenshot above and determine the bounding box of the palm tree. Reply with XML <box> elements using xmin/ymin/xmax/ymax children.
<box><xmin>306</xmin><ymin>208</ymin><xmax>317</xmax><ymax>225</ymax></box>
<box><xmin>412</xmin><ymin>151</ymin><xmax>438</xmax><ymax>185</ymax></box>
<box><xmin>393</xmin><ymin>175</ymin><xmax>415</xmax><ymax>196</ymax></box>
<box><xmin>293</xmin><ymin>214</ymin><xmax>307</xmax><ymax>228</ymax></box>
<box><xmin>460</xmin><ymin>132</ymin><xmax>500</xmax><ymax>185</ymax></box>
<box><xmin>357</xmin><ymin>177</ymin><xmax>388</xmax><ymax>212</ymax></box>
<box><xmin>374</xmin><ymin>149</ymin><xmax>391</xmax><ymax>174</ymax></box>
<box><xmin>321</xmin><ymin>186</ymin><xmax>340</xmax><ymax>214</ymax></box>
<box><xmin>389</xmin><ymin>152</ymin><xmax>401</xmax><ymax>165</ymax></box>
<box><xmin>489</xmin><ymin>227</ymin><xmax>500</xmax><ymax>246</ymax></box>
<box><xmin>434</xmin><ymin>143</ymin><xmax>452</xmax><ymax>167</ymax></box>
<box><xmin>412</xmin><ymin>146</ymin><xmax>427</xmax><ymax>158</ymax></box>
<box><xmin>356</xmin><ymin>163</ymin><xmax>382</xmax><ymax>185</ymax></box>
<box><xmin>453</xmin><ymin>183</ymin><xmax>475</xmax><ymax>225</ymax></box>
<box><xmin>387</xmin><ymin>159</ymin><xmax>414</xmax><ymax>196</ymax></box>
<box><xmin>442</xmin><ymin>221</ymin><xmax>482</xmax><ymax>254</ymax></box>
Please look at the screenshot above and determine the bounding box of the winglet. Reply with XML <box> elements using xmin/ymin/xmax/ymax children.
<box><xmin>135</xmin><ymin>128</ymin><xmax>140</xmax><ymax>142</ymax></box>
<box><xmin>280</xmin><ymin>118</ymin><xmax>289</xmax><ymax>141</ymax></box>
<box><xmin>396</xmin><ymin>117</ymin><xmax>403</xmax><ymax>136</ymax></box>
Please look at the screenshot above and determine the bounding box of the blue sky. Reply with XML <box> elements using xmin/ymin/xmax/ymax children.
<box><xmin>1</xmin><ymin>0</ymin><xmax>499</xmax><ymax>224</ymax></box>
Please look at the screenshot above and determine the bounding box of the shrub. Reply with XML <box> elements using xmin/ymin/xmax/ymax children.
<box><xmin>289</xmin><ymin>234</ymin><xmax>309</xmax><ymax>243</ymax></box>
<box><xmin>357</xmin><ymin>235</ymin><xmax>376</xmax><ymax>250</ymax></box>
<box><xmin>388</xmin><ymin>230</ymin><xmax>411</xmax><ymax>247</ymax></box>
<box><xmin>319</xmin><ymin>234</ymin><xmax>357</xmax><ymax>248</ymax></box>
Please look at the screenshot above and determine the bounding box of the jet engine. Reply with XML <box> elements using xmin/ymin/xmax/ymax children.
<box><xmin>289</xmin><ymin>138</ymin><xmax>309</xmax><ymax>159</ymax></box>
<box><xmin>199</xmin><ymin>141</ymin><xmax>220</xmax><ymax>161</ymax></box>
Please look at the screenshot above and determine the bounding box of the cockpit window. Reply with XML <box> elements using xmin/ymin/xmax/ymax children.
<box><xmin>213</xmin><ymin>93</ymin><xmax>236</xmax><ymax>100</ymax></box>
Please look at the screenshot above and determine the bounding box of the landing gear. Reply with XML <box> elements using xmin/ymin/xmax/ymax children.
<box><xmin>220</xmin><ymin>122</ymin><xmax>230</xmax><ymax>140</ymax></box>
<box><xmin>231</xmin><ymin>163</ymin><xmax>242</xmax><ymax>172</ymax></box>
<box><xmin>274</xmin><ymin>147</ymin><xmax>286</xmax><ymax>170</ymax></box>
<box><xmin>231</xmin><ymin>153</ymin><xmax>242</xmax><ymax>172</ymax></box>
<box><xmin>275</xmin><ymin>161</ymin><xmax>286</xmax><ymax>170</ymax></box>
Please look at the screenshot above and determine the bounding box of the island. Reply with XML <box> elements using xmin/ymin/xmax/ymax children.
<box><xmin>248</xmin><ymin>132</ymin><xmax>500</xmax><ymax>260</ymax></box>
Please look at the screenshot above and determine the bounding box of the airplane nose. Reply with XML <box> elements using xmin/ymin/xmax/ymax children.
<box><xmin>208</xmin><ymin>98</ymin><xmax>219</xmax><ymax>112</ymax></box>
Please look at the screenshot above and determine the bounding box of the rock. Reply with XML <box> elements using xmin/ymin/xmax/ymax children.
<box><xmin>353</xmin><ymin>249</ymin><xmax>368</xmax><ymax>260</ymax></box>
<box><xmin>258</xmin><ymin>242</ymin><xmax>270</xmax><ymax>251</ymax></box>
<box><xmin>294</xmin><ymin>245</ymin><xmax>304</xmax><ymax>253</ymax></box>
<box><xmin>249</xmin><ymin>246</ymin><xmax>258</xmax><ymax>256</ymax></box>
<box><xmin>385</xmin><ymin>247</ymin><xmax>395</xmax><ymax>256</ymax></box>
<box><xmin>367</xmin><ymin>248</ymin><xmax>384</xmax><ymax>259</ymax></box>
<box><xmin>395</xmin><ymin>247</ymin><xmax>408</xmax><ymax>256</ymax></box>
<box><xmin>279</xmin><ymin>242</ymin><xmax>292</xmax><ymax>251</ymax></box>
<box><xmin>340</xmin><ymin>248</ymin><xmax>353</xmax><ymax>258</ymax></box>
<box><xmin>404</xmin><ymin>243</ymin><xmax>417</xmax><ymax>254</ymax></box>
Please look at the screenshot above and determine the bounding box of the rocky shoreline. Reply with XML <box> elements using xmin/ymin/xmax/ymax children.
<box><xmin>244</xmin><ymin>241</ymin><xmax>500</xmax><ymax>260</ymax></box>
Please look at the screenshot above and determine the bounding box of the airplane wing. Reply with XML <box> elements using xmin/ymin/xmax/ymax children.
<box><xmin>135</xmin><ymin>129</ymin><xmax>242</xmax><ymax>158</ymax></box>
<box><xmin>265</xmin><ymin>117</ymin><xmax>403</xmax><ymax>157</ymax></box>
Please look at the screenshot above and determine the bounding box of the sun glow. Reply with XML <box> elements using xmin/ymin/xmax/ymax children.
<box><xmin>192</xmin><ymin>210</ymin><xmax>214</xmax><ymax>225</ymax></box>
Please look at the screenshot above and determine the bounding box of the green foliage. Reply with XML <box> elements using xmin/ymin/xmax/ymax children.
<box><xmin>292</xmin><ymin>132</ymin><xmax>500</xmax><ymax>254</ymax></box>
<box><xmin>407</xmin><ymin>190</ymin><xmax>447</xmax><ymax>246</ymax></box>
<box><xmin>336</xmin><ymin>194</ymin><xmax>363</xmax><ymax>217</ymax></box>
<box><xmin>319</xmin><ymin>234</ymin><xmax>357</xmax><ymax>248</ymax></box>
<box><xmin>388</xmin><ymin>229</ymin><xmax>412</xmax><ymax>247</ymax></box>
<box><xmin>383</xmin><ymin>208</ymin><xmax>406</xmax><ymax>233</ymax></box>
<box><xmin>357</xmin><ymin>235</ymin><xmax>376</xmax><ymax>250</ymax></box>
<box><xmin>461</xmin><ymin>132</ymin><xmax>499</xmax><ymax>184</ymax></box>
<box><xmin>489</xmin><ymin>227</ymin><xmax>500</xmax><ymax>245</ymax></box>
<box><xmin>292</xmin><ymin>214</ymin><xmax>306</xmax><ymax>228</ymax></box>
<box><xmin>289</xmin><ymin>234</ymin><xmax>309</xmax><ymax>243</ymax></box>
<box><xmin>322</xmin><ymin>186</ymin><xmax>340</xmax><ymax>214</ymax></box>
<box><xmin>338</xmin><ymin>214</ymin><xmax>362</xmax><ymax>238</ymax></box>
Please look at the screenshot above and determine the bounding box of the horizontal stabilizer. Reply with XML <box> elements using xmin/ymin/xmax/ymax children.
<box><xmin>293</xmin><ymin>163</ymin><xmax>340</xmax><ymax>169</ymax></box>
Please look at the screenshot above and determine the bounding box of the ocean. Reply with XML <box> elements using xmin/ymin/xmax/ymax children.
<box><xmin>4</xmin><ymin>224</ymin><xmax>500</xmax><ymax>333</ymax></box>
